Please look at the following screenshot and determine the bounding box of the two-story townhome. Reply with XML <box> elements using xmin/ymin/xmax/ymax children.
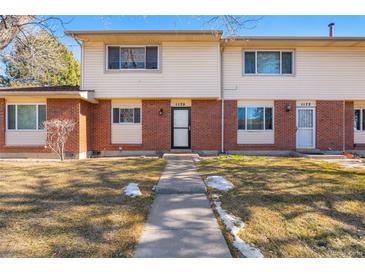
<box><xmin>1</xmin><ymin>30</ymin><xmax>365</xmax><ymax>158</ymax></box>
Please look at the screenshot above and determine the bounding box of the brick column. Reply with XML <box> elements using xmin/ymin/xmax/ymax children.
<box><xmin>47</xmin><ymin>99</ymin><xmax>80</xmax><ymax>155</ymax></box>
<box><xmin>93</xmin><ymin>100</ymin><xmax>111</xmax><ymax>151</ymax></box>
<box><xmin>345</xmin><ymin>101</ymin><xmax>354</xmax><ymax>150</ymax></box>
<box><xmin>142</xmin><ymin>100</ymin><xmax>171</xmax><ymax>151</ymax></box>
<box><xmin>274</xmin><ymin>100</ymin><xmax>296</xmax><ymax>150</ymax></box>
<box><xmin>223</xmin><ymin>100</ymin><xmax>237</xmax><ymax>151</ymax></box>
<box><xmin>316</xmin><ymin>100</ymin><xmax>344</xmax><ymax>150</ymax></box>
<box><xmin>191</xmin><ymin>100</ymin><xmax>221</xmax><ymax>151</ymax></box>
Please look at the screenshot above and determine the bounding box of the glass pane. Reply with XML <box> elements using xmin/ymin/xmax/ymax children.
<box><xmin>257</xmin><ymin>51</ymin><xmax>280</xmax><ymax>74</ymax></box>
<box><xmin>7</xmin><ymin>105</ymin><xmax>16</xmax><ymax>130</ymax></box>
<box><xmin>121</xmin><ymin>47</ymin><xmax>145</xmax><ymax>69</ymax></box>
<box><xmin>244</xmin><ymin>52</ymin><xmax>255</xmax><ymax>74</ymax></box>
<box><xmin>362</xmin><ymin>110</ymin><xmax>365</xmax><ymax>130</ymax></box>
<box><xmin>108</xmin><ymin>47</ymin><xmax>120</xmax><ymax>69</ymax></box>
<box><xmin>134</xmin><ymin>108</ymin><xmax>141</xmax><ymax>123</ymax></box>
<box><xmin>120</xmin><ymin>109</ymin><xmax>134</xmax><ymax>123</ymax></box>
<box><xmin>38</xmin><ymin>105</ymin><xmax>46</xmax><ymax>130</ymax></box>
<box><xmin>265</xmin><ymin>107</ymin><xmax>273</xmax><ymax>130</ymax></box>
<box><xmin>354</xmin><ymin>110</ymin><xmax>360</xmax><ymax>130</ymax></box>
<box><xmin>247</xmin><ymin>107</ymin><xmax>264</xmax><ymax>130</ymax></box>
<box><xmin>17</xmin><ymin>105</ymin><xmax>36</xmax><ymax>129</ymax></box>
<box><xmin>237</xmin><ymin>107</ymin><xmax>246</xmax><ymax>129</ymax></box>
<box><xmin>146</xmin><ymin>47</ymin><xmax>158</xmax><ymax>69</ymax></box>
<box><xmin>298</xmin><ymin>109</ymin><xmax>313</xmax><ymax>128</ymax></box>
<box><xmin>282</xmin><ymin>52</ymin><xmax>293</xmax><ymax>74</ymax></box>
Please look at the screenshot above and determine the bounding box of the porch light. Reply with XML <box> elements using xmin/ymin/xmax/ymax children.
<box><xmin>159</xmin><ymin>108</ymin><xmax>164</xmax><ymax>116</ymax></box>
<box><xmin>286</xmin><ymin>104</ymin><xmax>292</xmax><ymax>112</ymax></box>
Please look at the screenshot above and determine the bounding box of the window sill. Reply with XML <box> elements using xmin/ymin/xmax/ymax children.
<box><xmin>105</xmin><ymin>69</ymin><xmax>161</xmax><ymax>74</ymax></box>
<box><xmin>242</xmin><ymin>74</ymin><xmax>295</xmax><ymax>77</ymax></box>
<box><xmin>237</xmin><ymin>130</ymin><xmax>274</xmax><ymax>132</ymax></box>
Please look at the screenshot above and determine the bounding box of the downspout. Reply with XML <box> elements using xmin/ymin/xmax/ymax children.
<box><xmin>220</xmin><ymin>42</ymin><xmax>225</xmax><ymax>154</ymax></box>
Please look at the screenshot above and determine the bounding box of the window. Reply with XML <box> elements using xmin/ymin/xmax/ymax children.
<box><xmin>354</xmin><ymin>109</ymin><xmax>365</xmax><ymax>131</ymax></box>
<box><xmin>237</xmin><ymin>107</ymin><xmax>273</xmax><ymax>130</ymax></box>
<box><xmin>107</xmin><ymin>46</ymin><xmax>159</xmax><ymax>70</ymax></box>
<box><xmin>7</xmin><ymin>104</ymin><xmax>46</xmax><ymax>130</ymax></box>
<box><xmin>112</xmin><ymin>107</ymin><xmax>141</xmax><ymax>124</ymax></box>
<box><xmin>244</xmin><ymin>50</ymin><xmax>294</xmax><ymax>75</ymax></box>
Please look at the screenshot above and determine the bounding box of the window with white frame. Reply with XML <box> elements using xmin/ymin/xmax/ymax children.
<box><xmin>244</xmin><ymin>50</ymin><xmax>293</xmax><ymax>75</ymax></box>
<box><xmin>107</xmin><ymin>46</ymin><xmax>159</xmax><ymax>70</ymax></box>
<box><xmin>112</xmin><ymin>107</ymin><xmax>141</xmax><ymax>124</ymax></box>
<box><xmin>7</xmin><ymin>104</ymin><xmax>46</xmax><ymax>130</ymax></box>
<box><xmin>237</xmin><ymin>107</ymin><xmax>273</xmax><ymax>130</ymax></box>
<box><xmin>354</xmin><ymin>109</ymin><xmax>365</xmax><ymax>131</ymax></box>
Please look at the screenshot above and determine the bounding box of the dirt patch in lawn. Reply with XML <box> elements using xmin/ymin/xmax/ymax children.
<box><xmin>0</xmin><ymin>158</ymin><xmax>165</xmax><ymax>257</ymax></box>
<box><xmin>197</xmin><ymin>155</ymin><xmax>365</xmax><ymax>258</ymax></box>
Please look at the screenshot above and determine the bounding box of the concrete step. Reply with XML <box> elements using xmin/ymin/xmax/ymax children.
<box><xmin>163</xmin><ymin>153</ymin><xmax>200</xmax><ymax>161</ymax></box>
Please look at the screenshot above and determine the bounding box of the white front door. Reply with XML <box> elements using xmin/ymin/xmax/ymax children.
<box><xmin>172</xmin><ymin>108</ymin><xmax>190</xmax><ymax>148</ymax></box>
<box><xmin>296</xmin><ymin>107</ymin><xmax>316</xmax><ymax>149</ymax></box>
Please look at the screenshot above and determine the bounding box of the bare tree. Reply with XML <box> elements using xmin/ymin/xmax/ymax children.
<box><xmin>0</xmin><ymin>15</ymin><xmax>66</xmax><ymax>51</ymax></box>
<box><xmin>203</xmin><ymin>16</ymin><xmax>263</xmax><ymax>35</ymax></box>
<box><xmin>43</xmin><ymin>119</ymin><xmax>76</xmax><ymax>161</ymax></box>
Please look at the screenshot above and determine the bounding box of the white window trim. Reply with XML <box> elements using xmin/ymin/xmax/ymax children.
<box><xmin>242</xmin><ymin>49</ymin><xmax>295</xmax><ymax>76</ymax></box>
<box><xmin>354</xmin><ymin>108</ymin><xmax>363</xmax><ymax>131</ymax></box>
<box><xmin>112</xmin><ymin>106</ymin><xmax>142</xmax><ymax>125</ymax></box>
<box><xmin>6</xmin><ymin>103</ymin><xmax>46</xmax><ymax>132</ymax></box>
<box><xmin>237</xmin><ymin>106</ymin><xmax>274</xmax><ymax>132</ymax></box>
<box><xmin>105</xmin><ymin>45</ymin><xmax>160</xmax><ymax>71</ymax></box>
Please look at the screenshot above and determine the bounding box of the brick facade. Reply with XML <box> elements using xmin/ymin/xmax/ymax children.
<box><xmin>191</xmin><ymin>100</ymin><xmax>221</xmax><ymax>150</ymax></box>
<box><xmin>0</xmin><ymin>96</ymin><xmax>360</xmax><ymax>157</ymax></box>
<box><xmin>316</xmin><ymin>101</ymin><xmax>345</xmax><ymax>150</ymax></box>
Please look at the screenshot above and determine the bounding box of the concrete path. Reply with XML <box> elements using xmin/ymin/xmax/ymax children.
<box><xmin>134</xmin><ymin>154</ymin><xmax>231</xmax><ymax>258</ymax></box>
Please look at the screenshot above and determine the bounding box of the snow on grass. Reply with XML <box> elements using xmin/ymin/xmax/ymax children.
<box><xmin>212</xmin><ymin>194</ymin><xmax>264</xmax><ymax>258</ymax></box>
<box><xmin>123</xmin><ymin>183</ymin><xmax>142</xmax><ymax>197</ymax></box>
<box><xmin>206</xmin><ymin>176</ymin><xmax>234</xmax><ymax>191</ymax></box>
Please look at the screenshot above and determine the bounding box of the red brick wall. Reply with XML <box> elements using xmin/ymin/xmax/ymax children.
<box><xmin>191</xmin><ymin>100</ymin><xmax>221</xmax><ymax>150</ymax></box>
<box><xmin>47</xmin><ymin>99</ymin><xmax>81</xmax><ymax>155</ymax></box>
<box><xmin>345</xmin><ymin>101</ymin><xmax>354</xmax><ymax>150</ymax></box>
<box><xmin>80</xmin><ymin>100</ymin><xmax>94</xmax><ymax>152</ymax></box>
<box><xmin>274</xmin><ymin>100</ymin><xmax>296</xmax><ymax>150</ymax></box>
<box><xmin>316</xmin><ymin>101</ymin><xmax>344</xmax><ymax>150</ymax></box>
<box><xmin>142</xmin><ymin>100</ymin><xmax>171</xmax><ymax>151</ymax></box>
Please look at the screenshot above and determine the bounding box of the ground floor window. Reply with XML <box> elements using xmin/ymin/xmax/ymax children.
<box><xmin>7</xmin><ymin>104</ymin><xmax>46</xmax><ymax>130</ymax></box>
<box><xmin>237</xmin><ymin>106</ymin><xmax>273</xmax><ymax>130</ymax></box>
<box><xmin>112</xmin><ymin>107</ymin><xmax>141</xmax><ymax>124</ymax></box>
<box><xmin>354</xmin><ymin>109</ymin><xmax>365</xmax><ymax>131</ymax></box>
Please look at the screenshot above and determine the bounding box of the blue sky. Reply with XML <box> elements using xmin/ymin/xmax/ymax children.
<box><xmin>57</xmin><ymin>16</ymin><xmax>365</xmax><ymax>60</ymax></box>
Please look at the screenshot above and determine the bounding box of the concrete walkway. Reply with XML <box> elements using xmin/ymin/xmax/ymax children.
<box><xmin>134</xmin><ymin>154</ymin><xmax>231</xmax><ymax>258</ymax></box>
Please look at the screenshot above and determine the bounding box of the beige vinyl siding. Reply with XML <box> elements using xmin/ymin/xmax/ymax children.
<box><xmin>6</xmin><ymin>131</ymin><xmax>46</xmax><ymax>146</ymax></box>
<box><xmin>83</xmin><ymin>42</ymin><xmax>220</xmax><ymax>98</ymax></box>
<box><xmin>354</xmin><ymin>101</ymin><xmax>365</xmax><ymax>144</ymax></box>
<box><xmin>111</xmin><ymin>124</ymin><xmax>142</xmax><ymax>144</ymax></box>
<box><xmin>224</xmin><ymin>47</ymin><xmax>365</xmax><ymax>100</ymax></box>
<box><xmin>111</xmin><ymin>100</ymin><xmax>142</xmax><ymax>144</ymax></box>
<box><xmin>237</xmin><ymin>100</ymin><xmax>274</xmax><ymax>144</ymax></box>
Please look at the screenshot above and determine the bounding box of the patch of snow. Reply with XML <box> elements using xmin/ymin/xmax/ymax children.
<box><xmin>206</xmin><ymin>176</ymin><xmax>234</xmax><ymax>191</ymax></box>
<box><xmin>212</xmin><ymin>194</ymin><xmax>264</xmax><ymax>258</ymax></box>
<box><xmin>123</xmin><ymin>183</ymin><xmax>142</xmax><ymax>197</ymax></box>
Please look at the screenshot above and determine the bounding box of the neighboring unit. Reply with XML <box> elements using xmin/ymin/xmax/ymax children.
<box><xmin>1</xmin><ymin>30</ymin><xmax>365</xmax><ymax>158</ymax></box>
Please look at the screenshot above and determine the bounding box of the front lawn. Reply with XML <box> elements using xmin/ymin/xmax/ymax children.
<box><xmin>197</xmin><ymin>156</ymin><xmax>365</xmax><ymax>258</ymax></box>
<box><xmin>0</xmin><ymin>158</ymin><xmax>165</xmax><ymax>257</ymax></box>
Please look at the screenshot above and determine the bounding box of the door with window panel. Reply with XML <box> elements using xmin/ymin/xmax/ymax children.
<box><xmin>296</xmin><ymin>108</ymin><xmax>315</xmax><ymax>149</ymax></box>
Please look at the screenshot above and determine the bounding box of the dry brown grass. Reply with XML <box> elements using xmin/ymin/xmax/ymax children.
<box><xmin>0</xmin><ymin>158</ymin><xmax>165</xmax><ymax>257</ymax></box>
<box><xmin>197</xmin><ymin>156</ymin><xmax>365</xmax><ymax>258</ymax></box>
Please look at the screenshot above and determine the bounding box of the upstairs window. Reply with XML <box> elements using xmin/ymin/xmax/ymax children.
<box><xmin>237</xmin><ymin>107</ymin><xmax>273</xmax><ymax>130</ymax></box>
<box><xmin>244</xmin><ymin>50</ymin><xmax>293</xmax><ymax>75</ymax></box>
<box><xmin>107</xmin><ymin>46</ymin><xmax>159</xmax><ymax>70</ymax></box>
<box><xmin>7</xmin><ymin>104</ymin><xmax>46</xmax><ymax>130</ymax></box>
<box><xmin>113</xmin><ymin>107</ymin><xmax>141</xmax><ymax>124</ymax></box>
